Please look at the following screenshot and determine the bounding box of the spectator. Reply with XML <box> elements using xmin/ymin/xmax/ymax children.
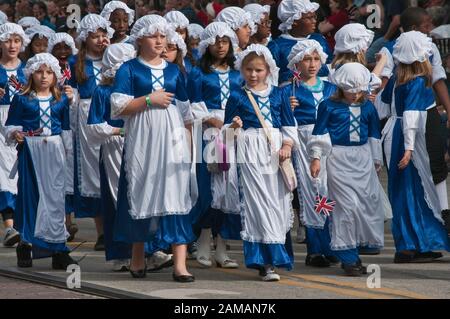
<box><xmin>135</xmin><ymin>0</ymin><xmax>151</xmax><ymax>19</ymax></box>
<box><xmin>86</xmin><ymin>0</ymin><xmax>101</xmax><ymax>14</ymax></box>
<box><xmin>15</xmin><ymin>0</ymin><xmax>33</xmax><ymax>20</ymax></box>
<box><xmin>179</xmin><ymin>0</ymin><xmax>203</xmax><ymax>24</ymax></box>
<box><xmin>33</xmin><ymin>1</ymin><xmax>57</xmax><ymax>30</ymax></box>
<box><xmin>54</xmin><ymin>0</ymin><xmax>70</xmax><ymax>32</ymax></box>
<box><xmin>0</xmin><ymin>0</ymin><xmax>14</xmax><ymax>22</ymax></box>
<box><xmin>426</xmin><ymin>6</ymin><xmax>448</xmax><ymax>26</ymax></box>
<box><xmin>318</xmin><ymin>0</ymin><xmax>349</xmax><ymax>51</ymax></box>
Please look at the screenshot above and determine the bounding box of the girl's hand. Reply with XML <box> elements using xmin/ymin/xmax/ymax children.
<box><xmin>230</xmin><ymin>116</ymin><xmax>243</xmax><ymax>129</ymax></box>
<box><xmin>367</xmin><ymin>93</ymin><xmax>376</xmax><ymax>103</ymax></box>
<box><xmin>63</xmin><ymin>85</ymin><xmax>74</xmax><ymax>102</ymax></box>
<box><xmin>149</xmin><ymin>89</ymin><xmax>174</xmax><ymax>109</ymax></box>
<box><xmin>207</xmin><ymin>118</ymin><xmax>224</xmax><ymax>129</ymax></box>
<box><xmin>290</xmin><ymin>96</ymin><xmax>299</xmax><ymax>111</ymax></box>
<box><xmin>0</xmin><ymin>88</ymin><xmax>5</xmax><ymax>99</ymax></box>
<box><xmin>375</xmin><ymin>162</ymin><xmax>382</xmax><ymax>174</ymax></box>
<box><xmin>398</xmin><ymin>150</ymin><xmax>412</xmax><ymax>170</ymax></box>
<box><xmin>13</xmin><ymin>131</ymin><xmax>25</xmax><ymax>144</ymax></box>
<box><xmin>310</xmin><ymin>158</ymin><xmax>321</xmax><ymax>178</ymax></box>
<box><xmin>279</xmin><ymin>144</ymin><xmax>292</xmax><ymax>162</ymax></box>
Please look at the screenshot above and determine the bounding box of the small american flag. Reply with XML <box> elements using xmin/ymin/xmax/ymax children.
<box><xmin>8</xmin><ymin>75</ymin><xmax>23</xmax><ymax>91</ymax></box>
<box><xmin>314</xmin><ymin>194</ymin><xmax>336</xmax><ymax>216</ymax></box>
<box><xmin>60</xmin><ymin>64</ymin><xmax>71</xmax><ymax>85</ymax></box>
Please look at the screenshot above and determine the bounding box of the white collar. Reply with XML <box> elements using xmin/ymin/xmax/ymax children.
<box><xmin>138</xmin><ymin>57</ymin><xmax>167</xmax><ymax>70</ymax></box>
<box><xmin>246</xmin><ymin>84</ymin><xmax>272</xmax><ymax>97</ymax></box>
<box><xmin>280</xmin><ymin>33</ymin><xmax>307</xmax><ymax>41</ymax></box>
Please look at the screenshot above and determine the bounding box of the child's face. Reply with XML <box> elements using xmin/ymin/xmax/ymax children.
<box><xmin>189</xmin><ymin>37</ymin><xmax>200</xmax><ymax>49</ymax></box>
<box><xmin>161</xmin><ymin>43</ymin><xmax>178</xmax><ymax>63</ymax></box>
<box><xmin>295</xmin><ymin>51</ymin><xmax>321</xmax><ymax>79</ymax></box>
<box><xmin>343</xmin><ymin>91</ymin><xmax>364</xmax><ymax>104</ymax></box>
<box><xmin>209</xmin><ymin>36</ymin><xmax>230</xmax><ymax>61</ymax></box>
<box><xmin>235</xmin><ymin>24</ymin><xmax>251</xmax><ymax>49</ymax></box>
<box><xmin>86</xmin><ymin>29</ymin><xmax>109</xmax><ymax>56</ymax></box>
<box><xmin>329</xmin><ymin>0</ymin><xmax>339</xmax><ymax>12</ymax></box>
<box><xmin>293</xmin><ymin>11</ymin><xmax>317</xmax><ymax>36</ymax></box>
<box><xmin>52</xmin><ymin>42</ymin><xmax>72</xmax><ymax>65</ymax></box>
<box><xmin>242</xmin><ymin>56</ymin><xmax>269</xmax><ymax>89</ymax></box>
<box><xmin>32</xmin><ymin>64</ymin><xmax>56</xmax><ymax>91</ymax></box>
<box><xmin>110</xmin><ymin>9</ymin><xmax>129</xmax><ymax>38</ymax></box>
<box><xmin>256</xmin><ymin>13</ymin><xmax>271</xmax><ymax>39</ymax></box>
<box><xmin>31</xmin><ymin>37</ymin><xmax>48</xmax><ymax>55</ymax></box>
<box><xmin>1</xmin><ymin>35</ymin><xmax>22</xmax><ymax>59</ymax></box>
<box><xmin>176</xmin><ymin>27</ymin><xmax>187</xmax><ymax>41</ymax></box>
<box><xmin>138</xmin><ymin>32</ymin><xmax>167</xmax><ymax>57</ymax></box>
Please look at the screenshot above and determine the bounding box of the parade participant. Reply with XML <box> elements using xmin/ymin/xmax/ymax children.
<box><xmin>309</xmin><ymin>63</ymin><xmax>385</xmax><ymax>276</ymax></box>
<box><xmin>187</xmin><ymin>22</ymin><xmax>242</xmax><ymax>269</ymax></box>
<box><xmin>284</xmin><ymin>39</ymin><xmax>338</xmax><ymax>267</ymax></box>
<box><xmin>17</xmin><ymin>16</ymin><xmax>40</xmax><ymax>31</ymax></box>
<box><xmin>268</xmin><ymin>0</ymin><xmax>332</xmax><ymax>85</ymax></box>
<box><xmin>224</xmin><ymin>44</ymin><xmax>299</xmax><ymax>281</ymax></box>
<box><xmin>47</xmin><ymin>32</ymin><xmax>79</xmax><ymax>241</ymax></box>
<box><xmin>162</xmin><ymin>26</ymin><xmax>188</xmax><ymax>76</ymax></box>
<box><xmin>111</xmin><ymin>15</ymin><xmax>196</xmax><ymax>282</ymax></box>
<box><xmin>216</xmin><ymin>6</ymin><xmax>255</xmax><ymax>52</ymax></box>
<box><xmin>68</xmin><ymin>14</ymin><xmax>113</xmax><ymax>251</ymax></box>
<box><xmin>187</xmin><ymin>23</ymin><xmax>204</xmax><ymax>62</ymax></box>
<box><xmin>243</xmin><ymin>3</ymin><xmax>272</xmax><ymax>46</ymax></box>
<box><xmin>380</xmin><ymin>31</ymin><xmax>450</xmax><ymax>263</ymax></box>
<box><xmin>23</xmin><ymin>25</ymin><xmax>55</xmax><ymax>60</ymax></box>
<box><xmin>87</xmin><ymin>43</ymin><xmax>135</xmax><ymax>272</ymax></box>
<box><xmin>100</xmin><ymin>0</ymin><xmax>134</xmax><ymax>44</ymax></box>
<box><xmin>0</xmin><ymin>23</ymin><xmax>29</xmax><ymax>247</ymax></box>
<box><xmin>5</xmin><ymin>53</ymin><xmax>77</xmax><ymax>269</ymax></box>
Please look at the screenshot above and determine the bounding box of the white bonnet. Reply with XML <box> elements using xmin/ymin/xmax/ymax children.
<box><xmin>278</xmin><ymin>0</ymin><xmax>319</xmax><ymax>33</ymax></box>
<box><xmin>0</xmin><ymin>10</ymin><xmax>8</xmax><ymax>25</ymax></box>
<box><xmin>47</xmin><ymin>32</ymin><xmax>78</xmax><ymax>55</ymax></box>
<box><xmin>130</xmin><ymin>14</ymin><xmax>169</xmax><ymax>45</ymax></box>
<box><xmin>334</xmin><ymin>23</ymin><xmax>374</xmax><ymax>54</ymax></box>
<box><xmin>25</xmin><ymin>25</ymin><xmax>55</xmax><ymax>41</ymax></box>
<box><xmin>393</xmin><ymin>31</ymin><xmax>433</xmax><ymax>65</ymax></box>
<box><xmin>166</xmin><ymin>26</ymin><xmax>187</xmax><ymax>58</ymax></box>
<box><xmin>102</xmin><ymin>43</ymin><xmax>136</xmax><ymax>78</ymax></box>
<box><xmin>164</xmin><ymin>11</ymin><xmax>189</xmax><ymax>30</ymax></box>
<box><xmin>235</xmin><ymin>43</ymin><xmax>279</xmax><ymax>86</ymax></box>
<box><xmin>430</xmin><ymin>25</ymin><xmax>450</xmax><ymax>39</ymax></box>
<box><xmin>100</xmin><ymin>1</ymin><xmax>135</xmax><ymax>26</ymax></box>
<box><xmin>216</xmin><ymin>6</ymin><xmax>256</xmax><ymax>35</ymax></box>
<box><xmin>0</xmin><ymin>23</ymin><xmax>30</xmax><ymax>52</ymax></box>
<box><xmin>76</xmin><ymin>14</ymin><xmax>115</xmax><ymax>43</ymax></box>
<box><xmin>24</xmin><ymin>52</ymin><xmax>62</xmax><ymax>82</ymax></box>
<box><xmin>287</xmin><ymin>39</ymin><xmax>328</xmax><ymax>72</ymax></box>
<box><xmin>198</xmin><ymin>21</ymin><xmax>239</xmax><ymax>56</ymax></box>
<box><xmin>18</xmin><ymin>16</ymin><xmax>40</xmax><ymax>29</ymax></box>
<box><xmin>243</xmin><ymin>3</ymin><xmax>271</xmax><ymax>25</ymax></box>
<box><xmin>187</xmin><ymin>23</ymin><xmax>204</xmax><ymax>40</ymax></box>
<box><xmin>330</xmin><ymin>62</ymin><xmax>371</xmax><ymax>93</ymax></box>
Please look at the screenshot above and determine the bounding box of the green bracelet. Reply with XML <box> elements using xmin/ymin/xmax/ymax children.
<box><xmin>119</xmin><ymin>128</ymin><xmax>125</xmax><ymax>137</ymax></box>
<box><xmin>145</xmin><ymin>94</ymin><xmax>152</xmax><ymax>108</ymax></box>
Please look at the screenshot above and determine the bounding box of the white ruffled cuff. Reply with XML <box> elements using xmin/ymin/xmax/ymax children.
<box><xmin>281</xmin><ymin>126</ymin><xmax>300</xmax><ymax>149</ymax></box>
<box><xmin>4</xmin><ymin>125</ymin><xmax>23</xmax><ymax>145</ymax></box>
<box><xmin>191</xmin><ymin>101</ymin><xmax>212</xmax><ymax>121</ymax></box>
<box><xmin>111</xmin><ymin>93</ymin><xmax>133</xmax><ymax>120</ymax></box>
<box><xmin>403</xmin><ymin>110</ymin><xmax>427</xmax><ymax>151</ymax></box>
<box><xmin>308</xmin><ymin>133</ymin><xmax>332</xmax><ymax>160</ymax></box>
<box><xmin>176</xmin><ymin>99</ymin><xmax>193</xmax><ymax>124</ymax></box>
<box><xmin>87</xmin><ymin>122</ymin><xmax>116</xmax><ymax>144</ymax></box>
<box><xmin>373</xmin><ymin>89</ymin><xmax>391</xmax><ymax>120</ymax></box>
<box><xmin>369</xmin><ymin>137</ymin><xmax>382</xmax><ymax>164</ymax></box>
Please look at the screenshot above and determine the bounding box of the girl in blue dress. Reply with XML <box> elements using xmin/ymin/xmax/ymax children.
<box><xmin>187</xmin><ymin>24</ymin><xmax>204</xmax><ymax>62</ymax></box>
<box><xmin>381</xmin><ymin>31</ymin><xmax>450</xmax><ymax>263</ymax></box>
<box><xmin>243</xmin><ymin>3</ymin><xmax>271</xmax><ymax>46</ymax></box>
<box><xmin>111</xmin><ymin>15</ymin><xmax>196</xmax><ymax>282</ymax></box>
<box><xmin>87</xmin><ymin>43</ymin><xmax>135</xmax><ymax>272</ymax></box>
<box><xmin>309</xmin><ymin>63</ymin><xmax>386</xmax><ymax>276</ymax></box>
<box><xmin>47</xmin><ymin>32</ymin><xmax>79</xmax><ymax>241</ymax></box>
<box><xmin>0</xmin><ymin>23</ymin><xmax>29</xmax><ymax>248</ymax></box>
<box><xmin>69</xmin><ymin>14</ymin><xmax>114</xmax><ymax>250</ymax></box>
<box><xmin>188</xmin><ymin>22</ymin><xmax>242</xmax><ymax>269</ymax></box>
<box><xmin>5</xmin><ymin>53</ymin><xmax>77</xmax><ymax>270</ymax></box>
<box><xmin>225</xmin><ymin>44</ymin><xmax>299</xmax><ymax>281</ymax></box>
<box><xmin>22</xmin><ymin>25</ymin><xmax>55</xmax><ymax>60</ymax></box>
<box><xmin>283</xmin><ymin>39</ymin><xmax>337</xmax><ymax>267</ymax></box>
<box><xmin>216</xmin><ymin>6</ymin><xmax>255</xmax><ymax>52</ymax></box>
<box><xmin>268</xmin><ymin>0</ymin><xmax>332</xmax><ymax>85</ymax></box>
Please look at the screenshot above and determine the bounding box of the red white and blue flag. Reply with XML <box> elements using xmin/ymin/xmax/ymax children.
<box><xmin>8</xmin><ymin>75</ymin><xmax>23</xmax><ymax>91</ymax></box>
<box><xmin>314</xmin><ymin>194</ymin><xmax>336</xmax><ymax>216</ymax></box>
<box><xmin>60</xmin><ymin>64</ymin><xmax>71</xmax><ymax>85</ymax></box>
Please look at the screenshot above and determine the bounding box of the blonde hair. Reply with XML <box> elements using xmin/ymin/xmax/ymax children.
<box><xmin>396</xmin><ymin>60</ymin><xmax>432</xmax><ymax>87</ymax></box>
<box><xmin>331</xmin><ymin>88</ymin><xmax>366</xmax><ymax>104</ymax></box>
<box><xmin>331</xmin><ymin>51</ymin><xmax>366</xmax><ymax>69</ymax></box>
<box><xmin>21</xmin><ymin>72</ymin><xmax>61</xmax><ymax>101</ymax></box>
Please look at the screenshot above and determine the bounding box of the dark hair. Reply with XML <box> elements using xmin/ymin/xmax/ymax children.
<box><xmin>33</xmin><ymin>1</ymin><xmax>48</xmax><ymax>15</ymax></box>
<box><xmin>199</xmin><ymin>37</ymin><xmax>235</xmax><ymax>74</ymax></box>
<box><xmin>400</xmin><ymin>7</ymin><xmax>429</xmax><ymax>32</ymax></box>
<box><xmin>183</xmin><ymin>28</ymin><xmax>196</xmax><ymax>69</ymax></box>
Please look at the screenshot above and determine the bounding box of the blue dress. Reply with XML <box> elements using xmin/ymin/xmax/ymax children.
<box><xmin>68</xmin><ymin>55</ymin><xmax>103</xmax><ymax>218</ymax></box>
<box><xmin>111</xmin><ymin>58</ymin><xmax>195</xmax><ymax>246</ymax></box>
<box><xmin>224</xmin><ymin>85</ymin><xmax>298</xmax><ymax>270</ymax></box>
<box><xmin>282</xmin><ymin>79</ymin><xmax>336</xmax><ymax>258</ymax></box>
<box><xmin>310</xmin><ymin>98</ymin><xmax>385</xmax><ymax>265</ymax></box>
<box><xmin>0</xmin><ymin>62</ymin><xmax>26</xmax><ymax>215</ymax></box>
<box><xmin>5</xmin><ymin>94</ymin><xmax>71</xmax><ymax>258</ymax></box>
<box><xmin>187</xmin><ymin>66</ymin><xmax>243</xmax><ymax>239</ymax></box>
<box><xmin>268</xmin><ymin>33</ymin><xmax>332</xmax><ymax>85</ymax></box>
<box><xmin>382</xmin><ymin>76</ymin><xmax>450</xmax><ymax>253</ymax></box>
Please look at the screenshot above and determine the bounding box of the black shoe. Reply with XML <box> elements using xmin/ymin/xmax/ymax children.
<box><xmin>358</xmin><ymin>247</ymin><xmax>381</xmax><ymax>255</ymax></box>
<box><xmin>325</xmin><ymin>255</ymin><xmax>340</xmax><ymax>264</ymax></box>
<box><xmin>130</xmin><ymin>268</ymin><xmax>147</xmax><ymax>278</ymax></box>
<box><xmin>16</xmin><ymin>242</ymin><xmax>32</xmax><ymax>268</ymax></box>
<box><xmin>172</xmin><ymin>273</ymin><xmax>195</xmax><ymax>283</ymax></box>
<box><xmin>393</xmin><ymin>252</ymin><xmax>434</xmax><ymax>264</ymax></box>
<box><xmin>305</xmin><ymin>254</ymin><xmax>331</xmax><ymax>267</ymax></box>
<box><xmin>442</xmin><ymin>210</ymin><xmax>450</xmax><ymax>234</ymax></box>
<box><xmin>52</xmin><ymin>252</ymin><xmax>78</xmax><ymax>270</ymax></box>
<box><xmin>342</xmin><ymin>261</ymin><xmax>367</xmax><ymax>276</ymax></box>
<box><xmin>416</xmin><ymin>251</ymin><xmax>443</xmax><ymax>260</ymax></box>
<box><xmin>94</xmin><ymin>235</ymin><xmax>105</xmax><ymax>251</ymax></box>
